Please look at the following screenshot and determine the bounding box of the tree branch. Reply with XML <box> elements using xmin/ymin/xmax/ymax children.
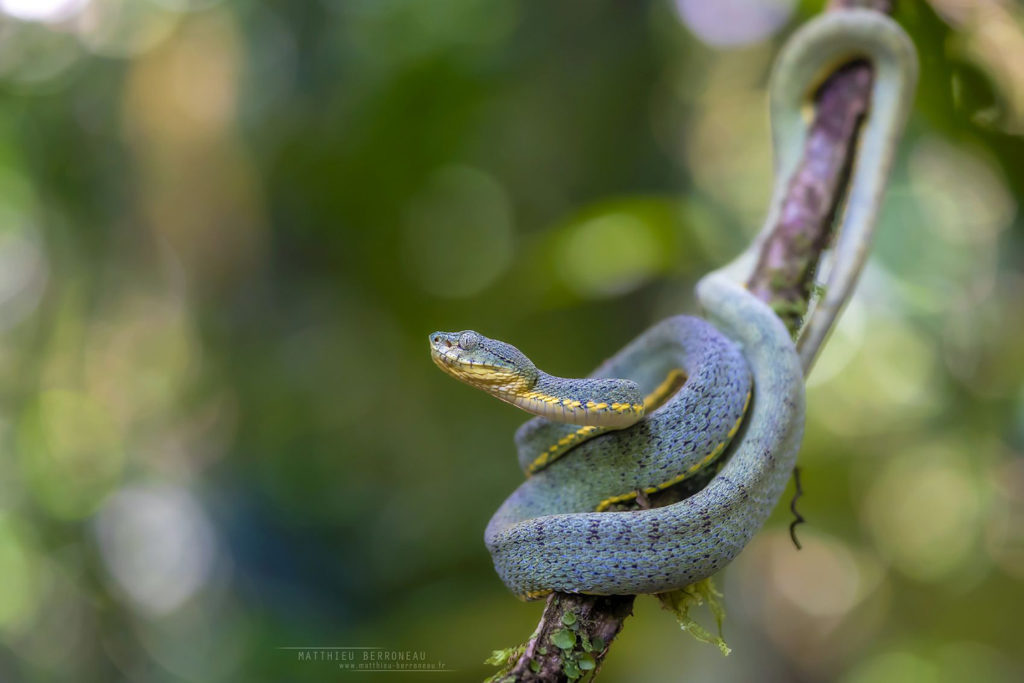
<box><xmin>497</xmin><ymin>1</ymin><xmax>894</xmax><ymax>680</ymax></box>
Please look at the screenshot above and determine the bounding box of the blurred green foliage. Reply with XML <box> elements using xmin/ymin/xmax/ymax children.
<box><xmin>0</xmin><ymin>0</ymin><xmax>1022</xmax><ymax>681</ymax></box>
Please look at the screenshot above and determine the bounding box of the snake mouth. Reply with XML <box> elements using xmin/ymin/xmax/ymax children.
<box><xmin>429</xmin><ymin>346</ymin><xmax>504</xmax><ymax>373</ymax></box>
<box><xmin>430</xmin><ymin>350</ymin><xmax>468</xmax><ymax>379</ymax></box>
<box><xmin>431</xmin><ymin>351</ymin><xmax>518</xmax><ymax>385</ymax></box>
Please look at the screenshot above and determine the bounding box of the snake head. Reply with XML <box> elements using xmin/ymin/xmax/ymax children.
<box><xmin>429</xmin><ymin>330</ymin><xmax>538</xmax><ymax>395</ymax></box>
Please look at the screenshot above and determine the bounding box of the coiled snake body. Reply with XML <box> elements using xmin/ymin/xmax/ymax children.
<box><xmin>431</xmin><ymin>10</ymin><xmax>916</xmax><ymax>600</ymax></box>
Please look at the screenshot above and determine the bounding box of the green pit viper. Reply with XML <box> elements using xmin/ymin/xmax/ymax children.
<box><xmin>431</xmin><ymin>9</ymin><xmax>917</xmax><ymax>600</ymax></box>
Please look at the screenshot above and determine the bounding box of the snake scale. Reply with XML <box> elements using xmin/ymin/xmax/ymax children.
<box><xmin>431</xmin><ymin>9</ymin><xmax>917</xmax><ymax>599</ymax></box>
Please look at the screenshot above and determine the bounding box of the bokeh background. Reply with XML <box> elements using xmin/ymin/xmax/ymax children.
<box><xmin>0</xmin><ymin>0</ymin><xmax>1022</xmax><ymax>681</ymax></box>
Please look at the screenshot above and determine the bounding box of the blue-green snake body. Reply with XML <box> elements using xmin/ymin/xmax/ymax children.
<box><xmin>430</xmin><ymin>10</ymin><xmax>916</xmax><ymax>599</ymax></box>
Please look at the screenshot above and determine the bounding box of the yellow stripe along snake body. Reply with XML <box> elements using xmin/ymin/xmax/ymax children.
<box><xmin>430</xmin><ymin>10</ymin><xmax>916</xmax><ymax>599</ymax></box>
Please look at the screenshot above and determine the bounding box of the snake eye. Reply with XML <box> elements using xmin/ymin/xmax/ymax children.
<box><xmin>459</xmin><ymin>332</ymin><xmax>479</xmax><ymax>350</ymax></box>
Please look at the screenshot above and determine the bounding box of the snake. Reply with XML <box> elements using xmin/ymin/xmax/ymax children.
<box><xmin>430</xmin><ymin>9</ymin><xmax>917</xmax><ymax>599</ymax></box>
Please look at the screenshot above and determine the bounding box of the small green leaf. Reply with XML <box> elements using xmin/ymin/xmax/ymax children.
<box><xmin>561</xmin><ymin>612</ymin><xmax>578</xmax><ymax>626</ymax></box>
<box><xmin>530</xmin><ymin>659</ymin><xmax>541</xmax><ymax>674</ymax></box>
<box><xmin>578</xmin><ymin>653</ymin><xmax>596</xmax><ymax>670</ymax></box>
<box><xmin>580</xmin><ymin>634</ymin><xmax>592</xmax><ymax>652</ymax></box>
<box><xmin>563</xmin><ymin>660</ymin><xmax>581</xmax><ymax>679</ymax></box>
<box><xmin>591</xmin><ymin>636</ymin><xmax>606</xmax><ymax>651</ymax></box>
<box><xmin>484</xmin><ymin>648</ymin><xmax>516</xmax><ymax>666</ymax></box>
<box><xmin>656</xmin><ymin>578</ymin><xmax>731</xmax><ymax>656</ymax></box>
<box><xmin>551</xmin><ymin>628</ymin><xmax>576</xmax><ymax>650</ymax></box>
<box><xmin>483</xmin><ymin>643</ymin><xmax>527</xmax><ymax>683</ymax></box>
<box><xmin>538</xmin><ymin>646</ymin><xmax>548</xmax><ymax>655</ymax></box>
